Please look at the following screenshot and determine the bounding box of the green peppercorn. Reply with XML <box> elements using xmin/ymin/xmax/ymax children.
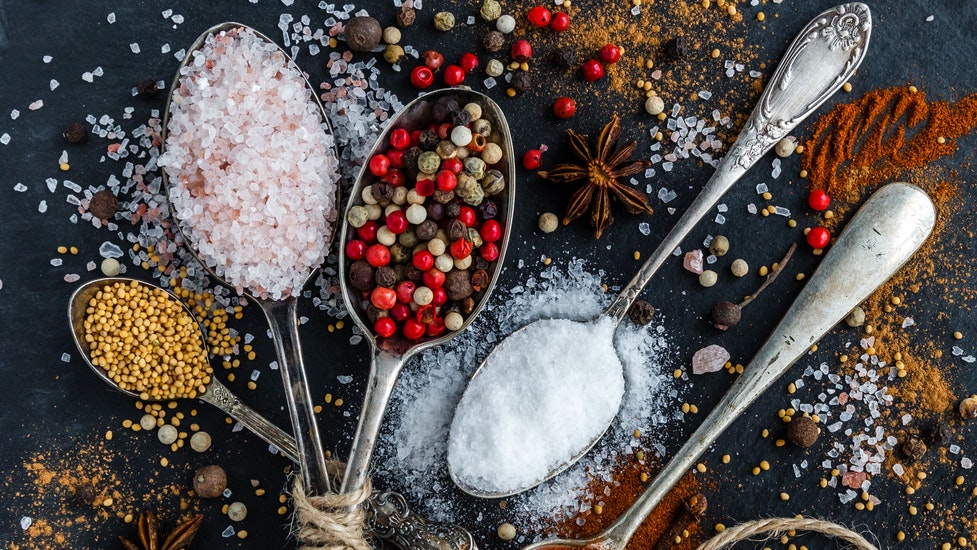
<box><xmin>464</xmin><ymin>157</ymin><xmax>486</xmax><ymax>180</ymax></box>
<box><xmin>709</xmin><ymin>235</ymin><xmax>729</xmax><ymax>257</ymax></box>
<box><xmin>480</xmin><ymin>0</ymin><xmax>502</xmax><ymax>21</ymax></box>
<box><xmin>456</xmin><ymin>173</ymin><xmax>485</xmax><ymax>206</ymax></box>
<box><xmin>434</xmin><ymin>11</ymin><xmax>455</xmax><ymax>31</ymax></box>
<box><xmin>480</xmin><ymin>169</ymin><xmax>505</xmax><ymax>196</ymax></box>
<box><xmin>383</xmin><ymin>44</ymin><xmax>405</xmax><ymax>64</ymax></box>
<box><xmin>417</xmin><ymin>151</ymin><xmax>441</xmax><ymax>174</ymax></box>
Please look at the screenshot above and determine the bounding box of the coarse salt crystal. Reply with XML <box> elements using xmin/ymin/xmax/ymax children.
<box><xmin>692</xmin><ymin>344</ymin><xmax>729</xmax><ymax>375</ymax></box>
<box><xmin>38</xmin><ymin>200</ymin><xmax>48</xmax><ymax>213</ymax></box>
<box><xmin>130</xmin><ymin>43</ymin><xmax>141</xmax><ymax>54</ymax></box>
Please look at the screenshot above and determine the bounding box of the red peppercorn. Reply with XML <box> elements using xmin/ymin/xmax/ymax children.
<box><xmin>365</xmin><ymin>244</ymin><xmax>391</xmax><ymax>267</ymax></box>
<box><xmin>382</xmin><ymin>168</ymin><xmax>406</xmax><ymax>187</ymax></box>
<box><xmin>410</xmin><ymin>65</ymin><xmax>434</xmax><ymax>89</ymax></box>
<box><xmin>598</xmin><ymin>44</ymin><xmax>621</xmax><ymax>64</ymax></box>
<box><xmin>423</xmin><ymin>268</ymin><xmax>445</xmax><ymax>289</ymax></box>
<box><xmin>437</xmin><ymin>122</ymin><xmax>453</xmax><ymax>140</ymax></box>
<box><xmin>481</xmin><ymin>242</ymin><xmax>500</xmax><ymax>262</ymax></box>
<box><xmin>357</xmin><ymin>221</ymin><xmax>379</xmax><ymax>243</ymax></box>
<box><xmin>480</xmin><ymin>219</ymin><xmax>502</xmax><ymax>243</ymax></box>
<box><xmin>511</xmin><ymin>39</ymin><xmax>533</xmax><ymax>63</ymax></box>
<box><xmin>370</xmin><ymin>286</ymin><xmax>397</xmax><ymax>310</ymax></box>
<box><xmin>385</xmin><ymin>210</ymin><xmax>409</xmax><ymax>234</ymax></box>
<box><xmin>426</xmin><ymin>316</ymin><xmax>446</xmax><ymax>337</ymax></box>
<box><xmin>389</xmin><ymin>128</ymin><xmax>411</xmax><ymax>150</ymax></box>
<box><xmin>413</xmin><ymin>250</ymin><xmax>435</xmax><ymax>271</ymax></box>
<box><xmin>387</xmin><ymin>149</ymin><xmax>405</xmax><ymax>169</ymax></box>
<box><xmin>527</xmin><ymin>6</ymin><xmax>551</xmax><ymax>27</ymax></box>
<box><xmin>549</xmin><ymin>11</ymin><xmax>570</xmax><ymax>31</ymax></box>
<box><xmin>421</xmin><ymin>50</ymin><xmax>444</xmax><ymax>71</ymax></box>
<box><xmin>409</xmin><ymin>130</ymin><xmax>423</xmax><ymax>147</ymax></box>
<box><xmin>415</xmin><ymin>178</ymin><xmax>435</xmax><ymax>197</ymax></box>
<box><xmin>581</xmin><ymin>59</ymin><xmax>605</xmax><ymax>82</ymax></box>
<box><xmin>458</xmin><ymin>206</ymin><xmax>476</xmax><ymax>227</ymax></box>
<box><xmin>523</xmin><ymin>148</ymin><xmax>544</xmax><ymax>170</ymax></box>
<box><xmin>374</xmin><ymin>317</ymin><xmax>397</xmax><ymax>338</ymax></box>
<box><xmin>808</xmin><ymin>190</ymin><xmax>831</xmax><ymax>211</ymax></box>
<box><xmin>450</xmin><ymin>238</ymin><xmax>473</xmax><ymax>259</ymax></box>
<box><xmin>806</xmin><ymin>226</ymin><xmax>831</xmax><ymax>249</ymax></box>
<box><xmin>442</xmin><ymin>157</ymin><xmax>463</xmax><ymax>174</ymax></box>
<box><xmin>459</xmin><ymin>52</ymin><xmax>479</xmax><ymax>74</ymax></box>
<box><xmin>368</xmin><ymin>154</ymin><xmax>390</xmax><ymax>177</ymax></box>
<box><xmin>403</xmin><ymin>318</ymin><xmax>426</xmax><ymax>340</ymax></box>
<box><xmin>444</xmin><ymin>65</ymin><xmax>466</xmax><ymax>86</ymax></box>
<box><xmin>431</xmin><ymin>286</ymin><xmax>447</xmax><ymax>306</ymax></box>
<box><xmin>553</xmin><ymin>96</ymin><xmax>576</xmax><ymax>119</ymax></box>
<box><xmin>345</xmin><ymin>239</ymin><xmax>366</xmax><ymax>260</ymax></box>
<box><xmin>436</xmin><ymin>170</ymin><xmax>457</xmax><ymax>192</ymax></box>
<box><xmin>396</xmin><ymin>280</ymin><xmax>416</xmax><ymax>304</ymax></box>
<box><xmin>391</xmin><ymin>303</ymin><xmax>411</xmax><ymax>321</ymax></box>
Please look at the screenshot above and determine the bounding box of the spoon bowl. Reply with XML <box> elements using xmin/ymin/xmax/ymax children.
<box><xmin>447</xmin><ymin>2</ymin><xmax>872</xmax><ymax>498</ymax></box>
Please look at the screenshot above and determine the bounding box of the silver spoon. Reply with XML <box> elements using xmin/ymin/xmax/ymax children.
<box><xmin>161</xmin><ymin>22</ymin><xmax>337</xmax><ymax>495</ymax></box>
<box><xmin>448</xmin><ymin>2</ymin><xmax>872</xmax><ymax>497</ymax></box>
<box><xmin>337</xmin><ymin>88</ymin><xmax>516</xmax><ymax>502</ymax></box>
<box><xmin>520</xmin><ymin>182</ymin><xmax>934</xmax><ymax>549</ymax></box>
<box><xmin>69</xmin><ymin>277</ymin><xmax>476</xmax><ymax>550</ymax></box>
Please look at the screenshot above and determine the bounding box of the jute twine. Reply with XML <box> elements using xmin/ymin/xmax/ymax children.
<box><xmin>290</xmin><ymin>461</ymin><xmax>374</xmax><ymax>550</ymax></box>
<box><xmin>696</xmin><ymin>517</ymin><xmax>879</xmax><ymax>550</ymax></box>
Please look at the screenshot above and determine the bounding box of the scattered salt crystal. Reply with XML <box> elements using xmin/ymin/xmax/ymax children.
<box><xmin>38</xmin><ymin>200</ymin><xmax>48</xmax><ymax>213</ymax></box>
<box><xmin>964</xmin><ymin>458</ymin><xmax>974</xmax><ymax>469</ymax></box>
<box><xmin>714</xmin><ymin>214</ymin><xmax>726</xmax><ymax>224</ymax></box>
<box><xmin>773</xmin><ymin>206</ymin><xmax>791</xmax><ymax>217</ymax></box>
<box><xmin>107</xmin><ymin>12</ymin><xmax>116</xmax><ymax>23</ymax></box>
<box><xmin>161</xmin><ymin>43</ymin><xmax>171</xmax><ymax>54</ymax></box>
<box><xmin>950</xmin><ymin>444</ymin><xmax>961</xmax><ymax>454</ymax></box>
<box><xmin>61</xmin><ymin>352</ymin><xmax>71</xmax><ymax>362</ymax></box>
<box><xmin>10</xmin><ymin>109</ymin><xmax>19</xmax><ymax>119</ymax></box>
<box><xmin>747</xmin><ymin>203</ymin><xmax>757</xmax><ymax>214</ymax></box>
<box><xmin>683</xmin><ymin>249</ymin><xmax>704</xmax><ymax>274</ymax></box>
<box><xmin>892</xmin><ymin>463</ymin><xmax>904</xmax><ymax>476</ymax></box>
<box><xmin>99</xmin><ymin>241</ymin><xmax>124</xmax><ymax>259</ymax></box>
<box><xmin>692</xmin><ymin>344</ymin><xmax>729</xmax><ymax>375</ymax></box>
<box><xmin>221</xmin><ymin>526</ymin><xmax>236</xmax><ymax>538</ymax></box>
<box><xmin>755</xmin><ymin>183</ymin><xmax>768</xmax><ymax>194</ymax></box>
<box><xmin>14</xmin><ymin>183</ymin><xmax>27</xmax><ymax>192</ymax></box>
<box><xmin>638</xmin><ymin>222</ymin><xmax>651</xmax><ymax>236</ymax></box>
<box><xmin>926</xmin><ymin>14</ymin><xmax>934</xmax><ymax>22</ymax></box>
<box><xmin>64</xmin><ymin>274</ymin><xmax>80</xmax><ymax>283</ymax></box>
<box><xmin>952</xmin><ymin>346</ymin><xmax>964</xmax><ymax>356</ymax></box>
<box><xmin>30</xmin><ymin>100</ymin><xmax>44</xmax><ymax>111</ymax></box>
<box><xmin>82</xmin><ymin>72</ymin><xmax>94</xmax><ymax>83</ymax></box>
<box><xmin>43</xmin><ymin>55</ymin><xmax>52</xmax><ymax>63</ymax></box>
<box><xmin>20</xmin><ymin>516</ymin><xmax>32</xmax><ymax>530</ymax></box>
<box><xmin>963</xmin><ymin>355</ymin><xmax>976</xmax><ymax>363</ymax></box>
<box><xmin>50</xmin><ymin>79</ymin><xmax>60</xmax><ymax>91</ymax></box>
<box><xmin>130</xmin><ymin>43</ymin><xmax>141</xmax><ymax>54</ymax></box>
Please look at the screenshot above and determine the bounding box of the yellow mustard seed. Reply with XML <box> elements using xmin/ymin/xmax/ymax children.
<box><xmin>57</xmin><ymin>245</ymin><xmax>68</xmax><ymax>254</ymax></box>
<box><xmin>696</xmin><ymin>463</ymin><xmax>707</xmax><ymax>473</ymax></box>
<box><xmin>722</xmin><ymin>454</ymin><xmax>731</xmax><ymax>464</ymax></box>
<box><xmin>780</xmin><ymin>492</ymin><xmax>789</xmax><ymax>501</ymax></box>
<box><xmin>843</xmin><ymin>82</ymin><xmax>853</xmax><ymax>92</ymax></box>
<box><xmin>711</xmin><ymin>48</ymin><xmax>720</xmax><ymax>58</ymax></box>
<box><xmin>757</xmin><ymin>12</ymin><xmax>765</xmax><ymax>21</ymax></box>
<box><xmin>760</xmin><ymin>460</ymin><xmax>770</xmax><ymax>471</ymax></box>
<box><xmin>955</xmin><ymin>331</ymin><xmax>964</xmax><ymax>340</ymax></box>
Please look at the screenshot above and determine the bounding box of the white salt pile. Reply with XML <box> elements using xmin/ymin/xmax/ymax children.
<box><xmin>160</xmin><ymin>27</ymin><xmax>339</xmax><ymax>301</ymax></box>
<box><xmin>448</xmin><ymin>317</ymin><xmax>624</xmax><ymax>496</ymax></box>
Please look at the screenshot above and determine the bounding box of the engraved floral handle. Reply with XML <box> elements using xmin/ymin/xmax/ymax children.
<box><xmin>603</xmin><ymin>3</ymin><xmax>872</xmax><ymax>324</ymax></box>
<box><xmin>199</xmin><ymin>378</ymin><xmax>300</xmax><ymax>459</ymax></box>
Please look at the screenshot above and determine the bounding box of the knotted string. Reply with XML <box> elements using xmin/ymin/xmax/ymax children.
<box><xmin>289</xmin><ymin>461</ymin><xmax>374</xmax><ymax>550</ymax></box>
<box><xmin>697</xmin><ymin>517</ymin><xmax>879</xmax><ymax>550</ymax></box>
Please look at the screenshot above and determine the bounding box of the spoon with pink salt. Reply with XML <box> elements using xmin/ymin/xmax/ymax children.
<box><xmin>448</xmin><ymin>3</ymin><xmax>873</xmax><ymax>498</ymax></box>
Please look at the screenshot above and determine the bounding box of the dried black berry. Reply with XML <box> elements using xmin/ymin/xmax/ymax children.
<box><xmin>665</xmin><ymin>37</ymin><xmax>688</xmax><ymax>60</ymax></box>
<box><xmin>349</xmin><ymin>260</ymin><xmax>376</xmax><ymax>291</ymax></box>
<box><xmin>447</xmin><ymin>219</ymin><xmax>467</xmax><ymax>241</ymax></box>
<box><xmin>418</xmin><ymin>130</ymin><xmax>440</xmax><ymax>151</ymax></box>
<box><xmin>415</xmin><ymin>220</ymin><xmax>438</xmax><ymax>241</ymax></box>
<box><xmin>923</xmin><ymin>421</ymin><xmax>952</xmax><ymax>448</ymax></box>
<box><xmin>477</xmin><ymin>200</ymin><xmax>498</xmax><ymax>220</ymax></box>
<box><xmin>371</xmin><ymin>182</ymin><xmax>394</xmax><ymax>205</ymax></box>
<box><xmin>627</xmin><ymin>300</ymin><xmax>655</xmax><ymax>326</ymax></box>
<box><xmin>63</xmin><ymin>121</ymin><xmax>88</xmax><ymax>143</ymax></box>
<box><xmin>445</xmin><ymin>202</ymin><xmax>462</xmax><ymax>219</ymax></box>
<box><xmin>483</xmin><ymin>30</ymin><xmax>505</xmax><ymax>52</ymax></box>
<box><xmin>433</xmin><ymin>98</ymin><xmax>460</xmax><ymax>124</ymax></box>
<box><xmin>786</xmin><ymin>416</ymin><xmax>820</xmax><ymax>448</ymax></box>
<box><xmin>445</xmin><ymin>270</ymin><xmax>474</xmax><ymax>300</ymax></box>
<box><xmin>375</xmin><ymin>266</ymin><xmax>397</xmax><ymax>288</ymax></box>
<box><xmin>899</xmin><ymin>435</ymin><xmax>928</xmax><ymax>464</ymax></box>
<box><xmin>710</xmin><ymin>301</ymin><xmax>741</xmax><ymax>331</ymax></box>
<box><xmin>510</xmin><ymin>72</ymin><xmax>532</xmax><ymax>93</ymax></box>
<box><xmin>450</xmin><ymin>108</ymin><xmax>471</xmax><ymax>127</ymax></box>
<box><xmin>73</xmin><ymin>482</ymin><xmax>97</xmax><ymax>505</ymax></box>
<box><xmin>551</xmin><ymin>45</ymin><xmax>576</xmax><ymax>68</ymax></box>
<box><xmin>89</xmin><ymin>189</ymin><xmax>119</xmax><ymax>220</ymax></box>
<box><xmin>344</xmin><ymin>16</ymin><xmax>382</xmax><ymax>52</ymax></box>
<box><xmin>426</xmin><ymin>202</ymin><xmax>445</xmax><ymax>222</ymax></box>
<box><xmin>396</xmin><ymin>5</ymin><xmax>416</xmax><ymax>27</ymax></box>
<box><xmin>136</xmin><ymin>78</ymin><xmax>159</xmax><ymax>99</ymax></box>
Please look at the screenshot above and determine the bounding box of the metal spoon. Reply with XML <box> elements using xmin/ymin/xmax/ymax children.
<box><xmin>520</xmin><ymin>182</ymin><xmax>933</xmax><ymax>549</ymax></box>
<box><xmin>337</xmin><ymin>88</ymin><xmax>516</xmax><ymax>500</ymax></box>
<box><xmin>448</xmin><ymin>2</ymin><xmax>872</xmax><ymax>498</ymax></box>
<box><xmin>70</xmin><ymin>276</ymin><xmax>476</xmax><ymax>549</ymax></box>
<box><xmin>161</xmin><ymin>22</ymin><xmax>337</xmax><ymax>495</ymax></box>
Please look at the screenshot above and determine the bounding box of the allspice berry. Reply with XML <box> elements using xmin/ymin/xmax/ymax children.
<box><xmin>923</xmin><ymin>420</ymin><xmax>952</xmax><ymax>447</ymax></box>
<box><xmin>73</xmin><ymin>482</ymin><xmax>97</xmax><ymax>505</ymax></box>
<box><xmin>63</xmin><ymin>121</ymin><xmax>88</xmax><ymax>143</ymax></box>
<box><xmin>959</xmin><ymin>395</ymin><xmax>977</xmax><ymax>419</ymax></box>
<box><xmin>510</xmin><ymin>72</ymin><xmax>532</xmax><ymax>93</ymax></box>
<box><xmin>627</xmin><ymin>300</ymin><xmax>655</xmax><ymax>326</ymax></box>
<box><xmin>786</xmin><ymin>415</ymin><xmax>820</xmax><ymax>448</ymax></box>
<box><xmin>899</xmin><ymin>435</ymin><xmax>927</xmax><ymax>463</ymax></box>
<box><xmin>344</xmin><ymin>16</ymin><xmax>382</xmax><ymax>52</ymax></box>
<box><xmin>709</xmin><ymin>235</ymin><xmax>730</xmax><ymax>257</ymax></box>
<box><xmin>483</xmin><ymin>30</ymin><xmax>505</xmax><ymax>52</ymax></box>
<box><xmin>136</xmin><ymin>78</ymin><xmax>159</xmax><ymax>99</ymax></box>
<box><xmin>710</xmin><ymin>301</ymin><xmax>741</xmax><ymax>331</ymax></box>
<box><xmin>193</xmin><ymin>465</ymin><xmax>227</xmax><ymax>499</ymax></box>
<box><xmin>396</xmin><ymin>5</ymin><xmax>416</xmax><ymax>27</ymax></box>
<box><xmin>89</xmin><ymin>189</ymin><xmax>119</xmax><ymax>220</ymax></box>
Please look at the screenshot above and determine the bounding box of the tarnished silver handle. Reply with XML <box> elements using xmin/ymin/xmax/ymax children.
<box><xmin>199</xmin><ymin>378</ymin><xmax>299</xmax><ymax>459</ymax></box>
<box><xmin>604</xmin><ymin>2</ymin><xmax>872</xmax><ymax>324</ymax></box>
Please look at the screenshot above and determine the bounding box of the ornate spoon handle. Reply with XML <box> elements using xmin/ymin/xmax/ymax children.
<box><xmin>603</xmin><ymin>3</ymin><xmax>872</xmax><ymax>324</ymax></box>
<box><xmin>199</xmin><ymin>378</ymin><xmax>300</xmax><ymax>458</ymax></box>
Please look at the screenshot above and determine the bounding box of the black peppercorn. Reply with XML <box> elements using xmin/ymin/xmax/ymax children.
<box><xmin>375</xmin><ymin>266</ymin><xmax>397</xmax><ymax>288</ymax></box>
<box><xmin>344</xmin><ymin>16</ymin><xmax>382</xmax><ymax>52</ymax></box>
<box><xmin>426</xmin><ymin>202</ymin><xmax>445</xmax><ymax>222</ymax></box>
<box><xmin>136</xmin><ymin>78</ymin><xmax>159</xmax><ymax>99</ymax></box>
<box><xmin>371</xmin><ymin>182</ymin><xmax>394</xmax><ymax>205</ymax></box>
<box><xmin>419</xmin><ymin>130</ymin><xmax>440</xmax><ymax>151</ymax></box>
<box><xmin>552</xmin><ymin>45</ymin><xmax>576</xmax><ymax>68</ymax></box>
<box><xmin>710</xmin><ymin>301</ymin><xmax>741</xmax><ymax>330</ymax></box>
<box><xmin>406</xmin><ymin>264</ymin><xmax>423</xmax><ymax>283</ymax></box>
<box><xmin>433</xmin><ymin>98</ymin><xmax>460</xmax><ymax>124</ymax></box>
<box><xmin>433</xmin><ymin>189</ymin><xmax>455</xmax><ymax>204</ymax></box>
<box><xmin>349</xmin><ymin>260</ymin><xmax>376</xmax><ymax>291</ymax></box>
<box><xmin>445</xmin><ymin>270</ymin><xmax>474</xmax><ymax>300</ymax></box>
<box><xmin>510</xmin><ymin>71</ymin><xmax>532</xmax><ymax>93</ymax></box>
<box><xmin>89</xmin><ymin>189</ymin><xmax>119</xmax><ymax>220</ymax></box>
<box><xmin>63</xmin><ymin>121</ymin><xmax>88</xmax><ymax>143</ymax></box>
<box><xmin>396</xmin><ymin>5</ymin><xmax>416</xmax><ymax>27</ymax></box>
<box><xmin>923</xmin><ymin>421</ymin><xmax>952</xmax><ymax>447</ymax></box>
<box><xmin>415</xmin><ymin>220</ymin><xmax>438</xmax><ymax>241</ymax></box>
<box><xmin>477</xmin><ymin>200</ymin><xmax>498</xmax><ymax>220</ymax></box>
<box><xmin>402</xmin><ymin>146</ymin><xmax>422</xmax><ymax>180</ymax></box>
<box><xmin>447</xmin><ymin>219</ymin><xmax>467</xmax><ymax>241</ymax></box>
<box><xmin>665</xmin><ymin>37</ymin><xmax>688</xmax><ymax>60</ymax></box>
<box><xmin>444</xmin><ymin>201</ymin><xmax>462</xmax><ymax>219</ymax></box>
<box><xmin>461</xmin><ymin>297</ymin><xmax>475</xmax><ymax>315</ymax></box>
<box><xmin>786</xmin><ymin>416</ymin><xmax>820</xmax><ymax>448</ymax></box>
<box><xmin>450</xmin><ymin>108</ymin><xmax>471</xmax><ymax>127</ymax></box>
<box><xmin>899</xmin><ymin>434</ymin><xmax>928</xmax><ymax>463</ymax></box>
<box><xmin>73</xmin><ymin>482</ymin><xmax>97</xmax><ymax>505</ymax></box>
<box><xmin>483</xmin><ymin>30</ymin><xmax>505</xmax><ymax>52</ymax></box>
<box><xmin>473</xmin><ymin>257</ymin><xmax>490</xmax><ymax>272</ymax></box>
<box><xmin>627</xmin><ymin>300</ymin><xmax>655</xmax><ymax>326</ymax></box>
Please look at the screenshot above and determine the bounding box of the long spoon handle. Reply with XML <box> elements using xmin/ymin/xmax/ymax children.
<box><xmin>604</xmin><ymin>3</ymin><xmax>872</xmax><ymax>324</ymax></box>
<box><xmin>200</xmin><ymin>378</ymin><xmax>300</xmax><ymax>458</ymax></box>
<box><xmin>605</xmin><ymin>182</ymin><xmax>935</xmax><ymax>547</ymax></box>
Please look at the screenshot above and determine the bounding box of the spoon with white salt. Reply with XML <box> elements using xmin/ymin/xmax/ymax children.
<box><xmin>448</xmin><ymin>3</ymin><xmax>873</xmax><ymax>497</ymax></box>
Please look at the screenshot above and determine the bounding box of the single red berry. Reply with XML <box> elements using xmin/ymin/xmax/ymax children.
<box><xmin>413</xmin><ymin>250</ymin><xmax>435</xmax><ymax>271</ymax></box>
<box><xmin>549</xmin><ymin>11</ymin><xmax>570</xmax><ymax>31</ymax></box>
<box><xmin>444</xmin><ymin>65</ymin><xmax>466</xmax><ymax>86</ymax></box>
<box><xmin>365</xmin><ymin>244</ymin><xmax>391</xmax><ymax>267</ymax></box>
<box><xmin>437</xmin><ymin>122</ymin><xmax>454</xmax><ymax>140</ymax></box>
<box><xmin>450</xmin><ymin>238</ymin><xmax>473</xmax><ymax>259</ymax></box>
<box><xmin>385</xmin><ymin>210</ymin><xmax>409</xmax><ymax>234</ymax></box>
<box><xmin>442</xmin><ymin>157</ymin><xmax>463</xmax><ymax>174</ymax></box>
<box><xmin>345</xmin><ymin>239</ymin><xmax>367</xmax><ymax>260</ymax></box>
<box><xmin>391</xmin><ymin>303</ymin><xmax>411</xmax><ymax>321</ymax></box>
<box><xmin>523</xmin><ymin>148</ymin><xmax>544</xmax><ymax>170</ymax></box>
<box><xmin>480</xmin><ymin>219</ymin><xmax>502</xmax><ymax>243</ymax></box>
<box><xmin>415</xmin><ymin>178</ymin><xmax>435</xmax><ymax>197</ymax></box>
<box><xmin>431</xmin><ymin>287</ymin><xmax>447</xmax><ymax>306</ymax></box>
<box><xmin>409</xmin><ymin>130</ymin><xmax>423</xmax><ymax>147</ymax></box>
<box><xmin>421</xmin><ymin>50</ymin><xmax>444</xmax><ymax>71</ymax></box>
<box><xmin>527</xmin><ymin>6</ymin><xmax>552</xmax><ymax>27</ymax></box>
<box><xmin>553</xmin><ymin>96</ymin><xmax>576</xmax><ymax>119</ymax></box>
<box><xmin>598</xmin><ymin>44</ymin><xmax>622</xmax><ymax>64</ymax></box>
<box><xmin>581</xmin><ymin>59</ymin><xmax>605</xmax><ymax>82</ymax></box>
<box><xmin>808</xmin><ymin>190</ymin><xmax>831</xmax><ymax>211</ymax></box>
<box><xmin>369</xmin><ymin>154</ymin><xmax>390</xmax><ymax>177</ymax></box>
<box><xmin>426</xmin><ymin>316</ymin><xmax>446</xmax><ymax>337</ymax></box>
<box><xmin>357</xmin><ymin>221</ymin><xmax>379</xmax><ymax>243</ymax></box>
<box><xmin>370</xmin><ymin>286</ymin><xmax>397</xmax><ymax>310</ymax></box>
<box><xmin>396</xmin><ymin>280</ymin><xmax>416</xmax><ymax>304</ymax></box>
<box><xmin>459</xmin><ymin>52</ymin><xmax>479</xmax><ymax>74</ymax></box>
<box><xmin>480</xmin><ymin>242</ymin><xmax>500</xmax><ymax>262</ymax></box>
<box><xmin>436</xmin><ymin>170</ymin><xmax>457</xmax><ymax>192</ymax></box>
<box><xmin>511</xmin><ymin>39</ymin><xmax>533</xmax><ymax>62</ymax></box>
<box><xmin>387</xmin><ymin>149</ymin><xmax>405</xmax><ymax>169</ymax></box>
<box><xmin>806</xmin><ymin>226</ymin><xmax>831</xmax><ymax>249</ymax></box>
<box><xmin>458</xmin><ymin>206</ymin><xmax>477</xmax><ymax>227</ymax></box>
<box><xmin>382</xmin><ymin>168</ymin><xmax>406</xmax><ymax>187</ymax></box>
<box><xmin>423</xmin><ymin>268</ymin><xmax>446</xmax><ymax>289</ymax></box>
<box><xmin>389</xmin><ymin>128</ymin><xmax>411</xmax><ymax>150</ymax></box>
<box><xmin>402</xmin><ymin>318</ymin><xmax>426</xmax><ymax>340</ymax></box>
<box><xmin>374</xmin><ymin>317</ymin><xmax>397</xmax><ymax>338</ymax></box>
<box><xmin>410</xmin><ymin>65</ymin><xmax>434</xmax><ymax>89</ymax></box>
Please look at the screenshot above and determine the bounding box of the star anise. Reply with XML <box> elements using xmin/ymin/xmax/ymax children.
<box><xmin>539</xmin><ymin>114</ymin><xmax>653</xmax><ymax>238</ymax></box>
<box><xmin>119</xmin><ymin>511</ymin><xmax>204</xmax><ymax>550</ymax></box>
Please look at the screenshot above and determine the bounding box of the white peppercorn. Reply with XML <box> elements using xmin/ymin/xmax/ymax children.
<box><xmin>157</xmin><ymin>424</ymin><xmax>178</xmax><ymax>445</ymax></box>
<box><xmin>365</xmin><ymin>203</ymin><xmax>382</xmax><ymax>220</ymax></box>
<box><xmin>481</xmin><ymin>142</ymin><xmax>503</xmax><ymax>164</ymax></box>
<box><xmin>418</xmin><ymin>151</ymin><xmax>441</xmax><ymax>174</ymax></box>
<box><xmin>454</xmin><ymin>255</ymin><xmax>473</xmax><ymax>270</ymax></box>
<box><xmin>450</xmin><ymin>125</ymin><xmax>473</xmax><ymax>147</ymax></box>
<box><xmin>382</xmin><ymin>26</ymin><xmax>401</xmax><ymax>45</ymax></box>
<box><xmin>497</xmin><ymin>522</ymin><xmax>517</xmax><ymax>541</ymax></box>
<box><xmin>427</xmin><ymin>238</ymin><xmax>447</xmax><ymax>256</ymax></box>
<box><xmin>190</xmin><ymin>431</ymin><xmax>212</xmax><ymax>452</ymax></box>
<box><xmin>845</xmin><ymin>306</ymin><xmax>866</xmax><ymax>327</ymax></box>
<box><xmin>384</xmin><ymin>204</ymin><xmax>402</xmax><ymax>217</ymax></box>
<box><xmin>227</xmin><ymin>501</ymin><xmax>248</xmax><ymax>522</ymax></box>
<box><xmin>392</xmin><ymin>186</ymin><xmax>408</xmax><ymax>205</ymax></box>
<box><xmin>100</xmin><ymin>257</ymin><xmax>121</xmax><ymax>276</ymax></box>
<box><xmin>486</xmin><ymin>58</ymin><xmax>504</xmax><ymax>77</ymax></box>
<box><xmin>730</xmin><ymin>258</ymin><xmax>749</xmax><ymax>277</ymax></box>
<box><xmin>361</xmin><ymin>185</ymin><xmax>378</xmax><ymax>205</ymax></box>
<box><xmin>376</xmin><ymin>226</ymin><xmax>397</xmax><ymax>246</ymax></box>
<box><xmin>346</xmin><ymin>205</ymin><xmax>369</xmax><ymax>228</ymax></box>
<box><xmin>496</xmin><ymin>14</ymin><xmax>516</xmax><ymax>33</ymax></box>
<box><xmin>775</xmin><ymin>136</ymin><xmax>796</xmax><ymax>158</ymax></box>
<box><xmin>644</xmin><ymin>95</ymin><xmax>665</xmax><ymax>116</ymax></box>
<box><xmin>406</xmin><ymin>189</ymin><xmax>424</xmax><ymax>205</ymax></box>
<box><xmin>445</xmin><ymin>311</ymin><xmax>464</xmax><ymax>331</ymax></box>
<box><xmin>699</xmin><ymin>270</ymin><xmax>718</xmax><ymax>287</ymax></box>
<box><xmin>435</xmin><ymin>254</ymin><xmax>454</xmax><ymax>272</ymax></box>
<box><xmin>139</xmin><ymin>414</ymin><xmax>156</xmax><ymax>431</ymax></box>
<box><xmin>405</xmin><ymin>204</ymin><xmax>427</xmax><ymax>225</ymax></box>
<box><xmin>539</xmin><ymin>212</ymin><xmax>559</xmax><ymax>233</ymax></box>
<box><xmin>464</xmin><ymin>102</ymin><xmax>483</xmax><ymax>122</ymax></box>
<box><xmin>413</xmin><ymin>286</ymin><xmax>434</xmax><ymax>306</ymax></box>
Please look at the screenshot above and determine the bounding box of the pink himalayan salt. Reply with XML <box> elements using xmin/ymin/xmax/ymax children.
<box><xmin>692</xmin><ymin>344</ymin><xmax>730</xmax><ymax>374</ymax></box>
<box><xmin>683</xmin><ymin>249</ymin><xmax>704</xmax><ymax>274</ymax></box>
